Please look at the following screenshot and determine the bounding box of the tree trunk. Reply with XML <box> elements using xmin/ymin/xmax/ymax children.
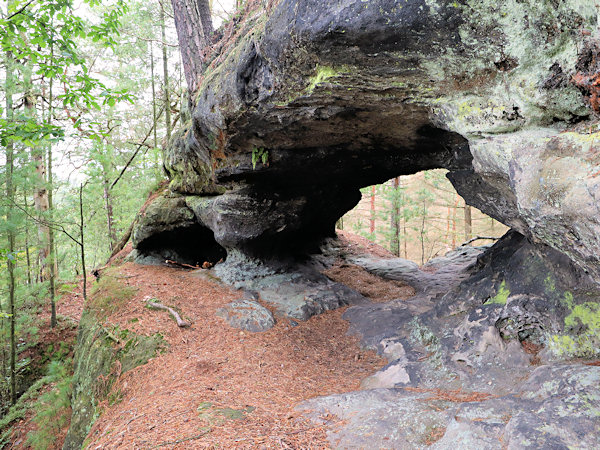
<box><xmin>369</xmin><ymin>185</ymin><xmax>376</xmax><ymax>235</ymax></box>
<box><xmin>420</xmin><ymin>200</ymin><xmax>426</xmax><ymax>266</ymax></box>
<box><xmin>151</xmin><ymin>41</ymin><xmax>158</xmax><ymax>150</ymax></box>
<box><xmin>170</xmin><ymin>0</ymin><xmax>212</xmax><ymax>94</ymax></box>
<box><xmin>160</xmin><ymin>2</ymin><xmax>172</xmax><ymax>141</ymax></box>
<box><xmin>23</xmin><ymin>61</ymin><xmax>51</xmax><ymax>284</ymax></box>
<box><xmin>23</xmin><ymin>190</ymin><xmax>32</xmax><ymax>285</ymax></box>
<box><xmin>5</xmin><ymin>47</ymin><xmax>17</xmax><ymax>405</ymax></box>
<box><xmin>464</xmin><ymin>204</ymin><xmax>472</xmax><ymax>244</ymax></box>
<box><xmin>452</xmin><ymin>196</ymin><xmax>459</xmax><ymax>248</ymax></box>
<box><xmin>390</xmin><ymin>177</ymin><xmax>401</xmax><ymax>256</ymax></box>
<box><xmin>103</xmin><ymin>176</ymin><xmax>117</xmax><ymax>252</ymax></box>
<box><xmin>80</xmin><ymin>184</ymin><xmax>88</xmax><ymax>301</ymax></box>
<box><xmin>47</xmin><ymin>74</ymin><xmax>57</xmax><ymax>328</ymax></box>
<box><xmin>197</xmin><ymin>0</ymin><xmax>213</xmax><ymax>36</ymax></box>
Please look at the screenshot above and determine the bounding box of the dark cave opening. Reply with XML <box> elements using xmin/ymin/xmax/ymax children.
<box><xmin>136</xmin><ymin>223</ymin><xmax>227</xmax><ymax>267</ymax></box>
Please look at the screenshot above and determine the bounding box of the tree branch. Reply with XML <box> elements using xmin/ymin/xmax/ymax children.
<box><xmin>146</xmin><ymin>300</ymin><xmax>191</xmax><ymax>328</ymax></box>
<box><xmin>4</xmin><ymin>0</ymin><xmax>36</xmax><ymax>21</ymax></box>
<box><xmin>110</xmin><ymin>103</ymin><xmax>165</xmax><ymax>190</ymax></box>
<box><xmin>459</xmin><ymin>236</ymin><xmax>501</xmax><ymax>247</ymax></box>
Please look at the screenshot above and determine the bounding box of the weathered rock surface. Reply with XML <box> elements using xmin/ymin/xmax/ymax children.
<box><xmin>213</xmin><ymin>256</ymin><xmax>368</xmax><ymax>320</ymax></box>
<box><xmin>299</xmin><ymin>365</ymin><xmax>600</xmax><ymax>449</ymax></box>
<box><xmin>216</xmin><ymin>299</ymin><xmax>275</xmax><ymax>332</ymax></box>
<box><xmin>129</xmin><ymin>1</ymin><xmax>600</xmax><ymax>446</ymax></box>
<box><xmin>293</xmin><ymin>232</ymin><xmax>599</xmax><ymax>447</ymax></box>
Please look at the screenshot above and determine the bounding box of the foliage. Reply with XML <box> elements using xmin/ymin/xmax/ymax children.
<box><xmin>0</xmin><ymin>357</ymin><xmax>72</xmax><ymax>448</ymax></box>
<box><xmin>251</xmin><ymin>147</ymin><xmax>269</xmax><ymax>169</ymax></box>
<box><xmin>26</xmin><ymin>360</ymin><xmax>73</xmax><ymax>450</ymax></box>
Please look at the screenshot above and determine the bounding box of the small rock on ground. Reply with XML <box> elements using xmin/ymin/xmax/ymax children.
<box><xmin>216</xmin><ymin>299</ymin><xmax>275</xmax><ymax>332</ymax></box>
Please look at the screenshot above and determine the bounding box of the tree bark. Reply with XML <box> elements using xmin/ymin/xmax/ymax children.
<box><xmin>23</xmin><ymin>190</ymin><xmax>32</xmax><ymax>285</ymax></box>
<box><xmin>79</xmin><ymin>184</ymin><xmax>88</xmax><ymax>301</ymax></box>
<box><xmin>47</xmin><ymin>72</ymin><xmax>57</xmax><ymax>328</ymax></box>
<box><xmin>170</xmin><ymin>0</ymin><xmax>212</xmax><ymax>94</ymax></box>
<box><xmin>150</xmin><ymin>41</ymin><xmax>158</xmax><ymax>150</ymax></box>
<box><xmin>103</xmin><ymin>175</ymin><xmax>117</xmax><ymax>252</ymax></box>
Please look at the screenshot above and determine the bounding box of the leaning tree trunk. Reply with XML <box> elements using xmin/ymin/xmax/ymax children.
<box><xmin>170</xmin><ymin>0</ymin><xmax>213</xmax><ymax>95</ymax></box>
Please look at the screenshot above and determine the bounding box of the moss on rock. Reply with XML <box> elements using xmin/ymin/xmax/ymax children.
<box><xmin>63</xmin><ymin>303</ymin><xmax>165</xmax><ymax>449</ymax></box>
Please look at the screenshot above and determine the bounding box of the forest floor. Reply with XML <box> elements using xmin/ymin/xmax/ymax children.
<box><xmin>14</xmin><ymin>232</ymin><xmax>414</xmax><ymax>449</ymax></box>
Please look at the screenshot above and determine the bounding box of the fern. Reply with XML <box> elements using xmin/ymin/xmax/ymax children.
<box><xmin>251</xmin><ymin>147</ymin><xmax>269</xmax><ymax>169</ymax></box>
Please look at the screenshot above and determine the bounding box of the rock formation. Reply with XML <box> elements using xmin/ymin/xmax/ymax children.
<box><xmin>127</xmin><ymin>0</ymin><xmax>600</xmax><ymax>446</ymax></box>
<box><xmin>133</xmin><ymin>0</ymin><xmax>600</xmax><ymax>355</ymax></box>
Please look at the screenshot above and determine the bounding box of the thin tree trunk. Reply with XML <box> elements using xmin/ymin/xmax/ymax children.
<box><xmin>464</xmin><ymin>204</ymin><xmax>472</xmax><ymax>245</ymax></box>
<box><xmin>403</xmin><ymin>220</ymin><xmax>408</xmax><ymax>259</ymax></box>
<box><xmin>47</xmin><ymin>72</ymin><xmax>57</xmax><ymax>327</ymax></box>
<box><xmin>160</xmin><ymin>2</ymin><xmax>172</xmax><ymax>141</ymax></box>
<box><xmin>5</xmin><ymin>46</ymin><xmax>17</xmax><ymax>405</ymax></box>
<box><xmin>23</xmin><ymin>190</ymin><xmax>32</xmax><ymax>285</ymax></box>
<box><xmin>24</xmin><ymin>59</ymin><xmax>51</xmax><ymax>283</ymax></box>
<box><xmin>151</xmin><ymin>41</ymin><xmax>158</xmax><ymax>149</ymax></box>
<box><xmin>452</xmin><ymin>196</ymin><xmax>459</xmax><ymax>248</ymax></box>
<box><xmin>369</xmin><ymin>185</ymin><xmax>376</xmax><ymax>235</ymax></box>
<box><xmin>420</xmin><ymin>200</ymin><xmax>426</xmax><ymax>266</ymax></box>
<box><xmin>79</xmin><ymin>184</ymin><xmax>87</xmax><ymax>301</ymax></box>
<box><xmin>103</xmin><ymin>175</ymin><xmax>117</xmax><ymax>252</ymax></box>
<box><xmin>390</xmin><ymin>177</ymin><xmax>400</xmax><ymax>256</ymax></box>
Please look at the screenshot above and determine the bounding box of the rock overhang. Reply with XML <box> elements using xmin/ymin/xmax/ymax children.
<box><xmin>139</xmin><ymin>0</ymin><xmax>600</xmax><ymax>285</ymax></box>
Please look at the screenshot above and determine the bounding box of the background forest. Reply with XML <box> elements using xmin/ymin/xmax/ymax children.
<box><xmin>0</xmin><ymin>0</ymin><xmax>503</xmax><ymax>446</ymax></box>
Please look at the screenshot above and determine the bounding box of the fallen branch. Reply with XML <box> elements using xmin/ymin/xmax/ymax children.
<box><xmin>459</xmin><ymin>236</ymin><xmax>501</xmax><ymax>247</ymax></box>
<box><xmin>147</xmin><ymin>300</ymin><xmax>191</xmax><ymax>328</ymax></box>
<box><xmin>165</xmin><ymin>259</ymin><xmax>202</xmax><ymax>270</ymax></box>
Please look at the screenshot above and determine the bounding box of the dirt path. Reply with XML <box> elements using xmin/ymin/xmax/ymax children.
<box><xmin>82</xmin><ymin>260</ymin><xmax>388</xmax><ymax>449</ymax></box>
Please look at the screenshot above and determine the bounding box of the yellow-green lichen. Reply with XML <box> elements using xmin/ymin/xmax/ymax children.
<box><xmin>548</xmin><ymin>333</ymin><xmax>599</xmax><ymax>358</ymax></box>
<box><xmin>548</xmin><ymin>302</ymin><xmax>600</xmax><ymax>357</ymax></box>
<box><xmin>485</xmin><ymin>280</ymin><xmax>510</xmax><ymax>305</ymax></box>
<box><xmin>562</xmin><ymin>292</ymin><xmax>574</xmax><ymax>310</ymax></box>
<box><xmin>565</xmin><ymin>302</ymin><xmax>600</xmax><ymax>330</ymax></box>
<box><xmin>544</xmin><ymin>274</ymin><xmax>556</xmax><ymax>293</ymax></box>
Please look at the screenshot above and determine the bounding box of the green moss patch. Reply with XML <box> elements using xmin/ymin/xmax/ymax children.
<box><xmin>196</xmin><ymin>401</ymin><xmax>255</xmax><ymax>425</ymax></box>
<box><xmin>88</xmin><ymin>270</ymin><xmax>137</xmax><ymax>318</ymax></box>
<box><xmin>63</xmin><ymin>308</ymin><xmax>165</xmax><ymax>449</ymax></box>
